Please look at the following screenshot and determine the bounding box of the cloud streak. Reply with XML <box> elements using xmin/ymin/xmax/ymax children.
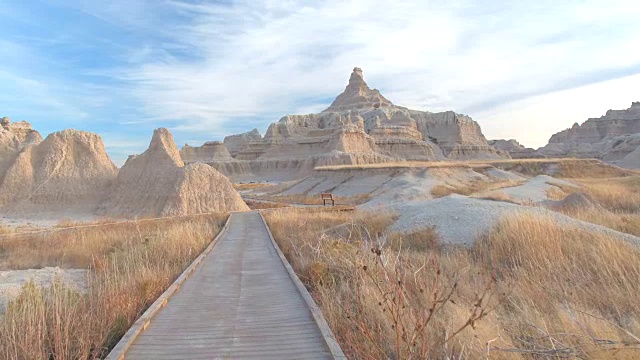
<box><xmin>117</xmin><ymin>1</ymin><xmax>640</xmax><ymax>141</ymax></box>
<box><xmin>1</xmin><ymin>0</ymin><xmax>640</xmax><ymax>156</ymax></box>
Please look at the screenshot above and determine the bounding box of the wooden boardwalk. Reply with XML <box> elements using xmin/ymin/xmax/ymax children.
<box><xmin>107</xmin><ymin>211</ymin><xmax>344</xmax><ymax>359</ymax></box>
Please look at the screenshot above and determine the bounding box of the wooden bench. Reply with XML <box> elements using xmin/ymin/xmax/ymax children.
<box><xmin>320</xmin><ymin>193</ymin><xmax>335</xmax><ymax>206</ymax></box>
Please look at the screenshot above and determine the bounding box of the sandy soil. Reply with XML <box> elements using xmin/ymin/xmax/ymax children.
<box><xmin>479</xmin><ymin>175</ymin><xmax>577</xmax><ymax>203</ymax></box>
<box><xmin>0</xmin><ymin>267</ymin><xmax>87</xmax><ymax>311</ymax></box>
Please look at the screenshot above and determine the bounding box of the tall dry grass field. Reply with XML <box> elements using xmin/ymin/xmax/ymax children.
<box><xmin>547</xmin><ymin>176</ymin><xmax>640</xmax><ymax>236</ymax></box>
<box><xmin>0</xmin><ymin>213</ymin><xmax>226</xmax><ymax>359</ymax></box>
<box><xmin>265</xmin><ymin>209</ymin><xmax>640</xmax><ymax>359</ymax></box>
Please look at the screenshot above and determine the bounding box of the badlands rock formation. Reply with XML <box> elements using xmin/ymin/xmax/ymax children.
<box><xmin>0</xmin><ymin>118</ymin><xmax>42</xmax><ymax>179</ymax></box>
<box><xmin>223</xmin><ymin>128</ymin><xmax>262</xmax><ymax>158</ymax></box>
<box><xmin>0</xmin><ymin>129</ymin><xmax>117</xmax><ymax>216</ymax></box>
<box><xmin>184</xmin><ymin>68</ymin><xmax>508</xmax><ymax>181</ymax></box>
<box><xmin>539</xmin><ymin>102</ymin><xmax>640</xmax><ymax>168</ymax></box>
<box><xmin>180</xmin><ymin>141</ymin><xmax>234</xmax><ymax>163</ymax></box>
<box><xmin>102</xmin><ymin>128</ymin><xmax>248</xmax><ymax>218</ymax></box>
<box><xmin>488</xmin><ymin>139</ymin><xmax>545</xmax><ymax>158</ymax></box>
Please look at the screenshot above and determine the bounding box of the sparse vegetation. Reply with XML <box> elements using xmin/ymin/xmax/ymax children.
<box><xmin>247</xmin><ymin>193</ymin><xmax>370</xmax><ymax>206</ymax></box>
<box><xmin>430</xmin><ymin>179</ymin><xmax>525</xmax><ymax>199</ymax></box>
<box><xmin>244</xmin><ymin>199</ymin><xmax>290</xmax><ymax>210</ymax></box>
<box><xmin>233</xmin><ymin>182</ymin><xmax>277</xmax><ymax>191</ymax></box>
<box><xmin>545</xmin><ymin>185</ymin><xmax>567</xmax><ymax>200</ymax></box>
<box><xmin>265</xmin><ymin>208</ymin><xmax>640</xmax><ymax>359</ymax></box>
<box><xmin>0</xmin><ymin>213</ymin><xmax>227</xmax><ymax>359</ymax></box>
<box><xmin>316</xmin><ymin>158</ymin><xmax>637</xmax><ymax>179</ymax></box>
<box><xmin>573</xmin><ymin>176</ymin><xmax>640</xmax><ymax>213</ymax></box>
<box><xmin>480</xmin><ymin>191</ymin><xmax>516</xmax><ymax>203</ymax></box>
<box><xmin>544</xmin><ymin>176</ymin><xmax>640</xmax><ymax>236</ymax></box>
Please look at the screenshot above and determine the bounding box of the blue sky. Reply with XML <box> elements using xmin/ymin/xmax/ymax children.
<box><xmin>2</xmin><ymin>0</ymin><xmax>640</xmax><ymax>164</ymax></box>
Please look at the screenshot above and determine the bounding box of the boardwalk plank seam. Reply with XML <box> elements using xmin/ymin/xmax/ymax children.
<box><xmin>107</xmin><ymin>211</ymin><xmax>346</xmax><ymax>359</ymax></box>
<box><xmin>105</xmin><ymin>214</ymin><xmax>232</xmax><ymax>360</ymax></box>
<box><xmin>258</xmin><ymin>212</ymin><xmax>347</xmax><ymax>359</ymax></box>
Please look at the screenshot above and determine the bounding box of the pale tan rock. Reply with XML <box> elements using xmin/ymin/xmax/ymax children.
<box><xmin>100</xmin><ymin>128</ymin><xmax>248</xmax><ymax>218</ymax></box>
<box><xmin>539</xmin><ymin>102</ymin><xmax>640</xmax><ymax>167</ymax></box>
<box><xmin>0</xmin><ymin>119</ymin><xmax>43</xmax><ymax>182</ymax></box>
<box><xmin>181</xmin><ymin>141</ymin><xmax>234</xmax><ymax>163</ymax></box>
<box><xmin>488</xmin><ymin>139</ymin><xmax>545</xmax><ymax>159</ymax></box>
<box><xmin>209</xmin><ymin>67</ymin><xmax>507</xmax><ymax>181</ymax></box>
<box><xmin>324</xmin><ymin>67</ymin><xmax>393</xmax><ymax>112</ymax></box>
<box><xmin>0</xmin><ymin>129</ymin><xmax>117</xmax><ymax>216</ymax></box>
<box><xmin>223</xmin><ymin>128</ymin><xmax>262</xmax><ymax>157</ymax></box>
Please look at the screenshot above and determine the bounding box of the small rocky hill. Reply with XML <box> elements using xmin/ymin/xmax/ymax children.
<box><xmin>538</xmin><ymin>102</ymin><xmax>640</xmax><ymax>168</ymax></box>
<box><xmin>181</xmin><ymin>141</ymin><xmax>234</xmax><ymax>163</ymax></box>
<box><xmin>101</xmin><ymin>128</ymin><xmax>248</xmax><ymax>218</ymax></box>
<box><xmin>0</xmin><ymin>118</ymin><xmax>43</xmax><ymax>181</ymax></box>
<box><xmin>223</xmin><ymin>128</ymin><xmax>262</xmax><ymax>157</ymax></box>
<box><xmin>488</xmin><ymin>139</ymin><xmax>545</xmax><ymax>159</ymax></box>
<box><xmin>0</xmin><ymin>129</ymin><xmax>118</xmax><ymax>216</ymax></box>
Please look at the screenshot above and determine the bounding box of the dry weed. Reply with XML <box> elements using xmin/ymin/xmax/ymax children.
<box><xmin>0</xmin><ymin>214</ymin><xmax>227</xmax><ymax>359</ymax></box>
<box><xmin>266</xmin><ymin>209</ymin><xmax>640</xmax><ymax>359</ymax></box>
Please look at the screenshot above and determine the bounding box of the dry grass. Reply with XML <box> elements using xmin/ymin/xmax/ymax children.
<box><xmin>0</xmin><ymin>213</ymin><xmax>227</xmax><ymax>359</ymax></box>
<box><xmin>244</xmin><ymin>199</ymin><xmax>290</xmax><ymax>210</ymax></box>
<box><xmin>250</xmin><ymin>193</ymin><xmax>370</xmax><ymax>206</ymax></box>
<box><xmin>572</xmin><ymin>176</ymin><xmax>640</xmax><ymax>213</ymax></box>
<box><xmin>480</xmin><ymin>191</ymin><xmax>516</xmax><ymax>203</ymax></box>
<box><xmin>545</xmin><ymin>186</ymin><xmax>568</xmax><ymax>200</ymax></box>
<box><xmin>546</xmin><ymin>176</ymin><xmax>640</xmax><ymax>236</ymax></box>
<box><xmin>317</xmin><ymin>158</ymin><xmax>635</xmax><ymax>180</ymax></box>
<box><xmin>265</xmin><ymin>209</ymin><xmax>640</xmax><ymax>359</ymax></box>
<box><xmin>559</xmin><ymin>208</ymin><xmax>640</xmax><ymax>237</ymax></box>
<box><xmin>0</xmin><ymin>225</ymin><xmax>13</xmax><ymax>236</ymax></box>
<box><xmin>233</xmin><ymin>182</ymin><xmax>277</xmax><ymax>191</ymax></box>
<box><xmin>431</xmin><ymin>179</ymin><xmax>525</xmax><ymax>199</ymax></box>
<box><xmin>315</xmin><ymin>160</ymin><xmax>490</xmax><ymax>171</ymax></box>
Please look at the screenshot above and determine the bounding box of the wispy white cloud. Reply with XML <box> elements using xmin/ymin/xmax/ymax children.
<box><xmin>113</xmin><ymin>0</ymin><xmax>640</xmax><ymax>147</ymax></box>
<box><xmin>1</xmin><ymin>0</ymin><xmax>640</xmax><ymax>156</ymax></box>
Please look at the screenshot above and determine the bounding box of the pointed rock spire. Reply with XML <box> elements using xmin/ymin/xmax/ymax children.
<box><xmin>145</xmin><ymin>128</ymin><xmax>184</xmax><ymax>167</ymax></box>
<box><xmin>323</xmin><ymin>67</ymin><xmax>394</xmax><ymax>112</ymax></box>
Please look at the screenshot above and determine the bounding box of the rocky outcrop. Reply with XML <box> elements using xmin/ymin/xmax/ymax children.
<box><xmin>620</xmin><ymin>144</ymin><xmax>640</xmax><ymax>169</ymax></box>
<box><xmin>223</xmin><ymin>128</ymin><xmax>262</xmax><ymax>157</ymax></box>
<box><xmin>0</xmin><ymin>118</ymin><xmax>43</xmax><ymax>181</ymax></box>
<box><xmin>538</xmin><ymin>102</ymin><xmax>640</xmax><ymax>168</ymax></box>
<box><xmin>100</xmin><ymin>128</ymin><xmax>248</xmax><ymax>218</ymax></box>
<box><xmin>324</xmin><ymin>67</ymin><xmax>393</xmax><ymax>112</ymax></box>
<box><xmin>207</xmin><ymin>68</ymin><xmax>506</xmax><ymax>181</ymax></box>
<box><xmin>488</xmin><ymin>139</ymin><xmax>545</xmax><ymax>159</ymax></box>
<box><xmin>0</xmin><ymin>129</ymin><xmax>118</xmax><ymax>215</ymax></box>
<box><xmin>181</xmin><ymin>141</ymin><xmax>234</xmax><ymax>163</ymax></box>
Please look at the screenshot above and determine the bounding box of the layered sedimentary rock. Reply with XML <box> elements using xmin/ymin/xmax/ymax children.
<box><xmin>324</xmin><ymin>67</ymin><xmax>393</xmax><ymax>112</ymax></box>
<box><xmin>488</xmin><ymin>139</ymin><xmax>545</xmax><ymax>158</ymax></box>
<box><xmin>0</xmin><ymin>118</ymin><xmax>43</xmax><ymax>180</ymax></box>
<box><xmin>223</xmin><ymin>128</ymin><xmax>262</xmax><ymax>157</ymax></box>
<box><xmin>538</xmin><ymin>102</ymin><xmax>640</xmax><ymax>168</ymax></box>
<box><xmin>101</xmin><ymin>128</ymin><xmax>248</xmax><ymax>217</ymax></box>
<box><xmin>0</xmin><ymin>129</ymin><xmax>117</xmax><ymax>215</ymax></box>
<box><xmin>619</xmin><ymin>140</ymin><xmax>640</xmax><ymax>169</ymax></box>
<box><xmin>201</xmin><ymin>68</ymin><xmax>506</xmax><ymax>180</ymax></box>
<box><xmin>180</xmin><ymin>141</ymin><xmax>233</xmax><ymax>163</ymax></box>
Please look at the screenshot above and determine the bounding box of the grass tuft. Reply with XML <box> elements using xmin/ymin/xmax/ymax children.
<box><xmin>0</xmin><ymin>213</ymin><xmax>227</xmax><ymax>359</ymax></box>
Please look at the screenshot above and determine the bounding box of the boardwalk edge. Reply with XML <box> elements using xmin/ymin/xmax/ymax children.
<box><xmin>258</xmin><ymin>211</ymin><xmax>347</xmax><ymax>359</ymax></box>
<box><xmin>105</xmin><ymin>213</ymin><xmax>233</xmax><ymax>360</ymax></box>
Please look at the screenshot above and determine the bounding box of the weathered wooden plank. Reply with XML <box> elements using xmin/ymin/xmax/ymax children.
<box><xmin>107</xmin><ymin>211</ymin><xmax>344</xmax><ymax>359</ymax></box>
